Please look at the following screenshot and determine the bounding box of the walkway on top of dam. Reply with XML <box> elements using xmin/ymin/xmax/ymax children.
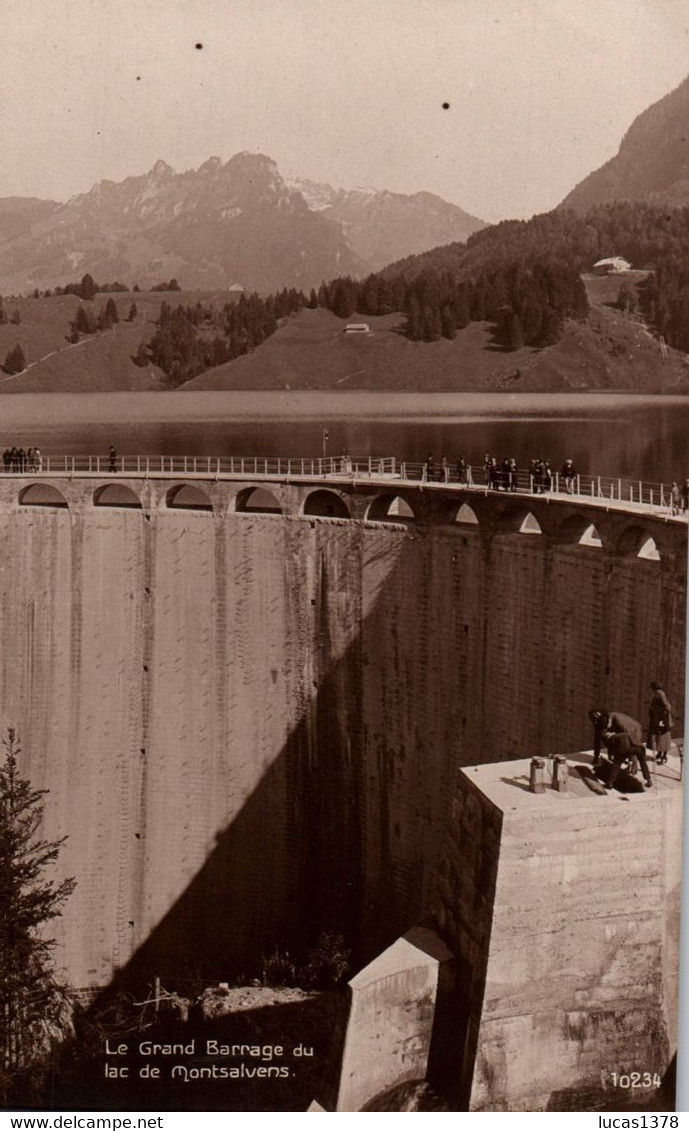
<box><xmin>8</xmin><ymin>453</ymin><xmax>688</xmax><ymax>526</ymax></box>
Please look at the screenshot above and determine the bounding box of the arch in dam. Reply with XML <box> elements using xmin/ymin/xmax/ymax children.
<box><xmin>94</xmin><ymin>483</ymin><xmax>143</xmax><ymax>509</ymax></box>
<box><xmin>518</xmin><ymin>511</ymin><xmax>542</xmax><ymax>535</ymax></box>
<box><xmin>485</xmin><ymin>502</ymin><xmax>547</xmax><ymax>537</ymax></box>
<box><xmin>365</xmin><ymin>494</ymin><xmax>417</xmax><ymax>523</ymax></box>
<box><xmin>556</xmin><ymin>514</ymin><xmax>603</xmax><ymax>548</ymax></box>
<box><xmin>638</xmin><ymin>536</ymin><xmax>661</xmax><ymax>561</ymax></box>
<box><xmin>454</xmin><ymin>503</ymin><xmax>479</xmax><ymax>526</ymax></box>
<box><xmin>302</xmin><ymin>489</ymin><xmax>350</xmax><ymax>519</ymax></box>
<box><xmin>579</xmin><ymin>522</ymin><xmax>603</xmax><ymax>548</ymax></box>
<box><xmin>235</xmin><ymin>486</ymin><xmax>283</xmax><ymax>514</ymax></box>
<box><xmin>617</xmin><ymin>524</ymin><xmax>661</xmax><ymax>561</ymax></box>
<box><xmin>165</xmin><ymin>483</ymin><xmax>213</xmax><ymax>512</ymax></box>
<box><xmin>18</xmin><ymin>483</ymin><xmax>69</xmax><ymax>508</ymax></box>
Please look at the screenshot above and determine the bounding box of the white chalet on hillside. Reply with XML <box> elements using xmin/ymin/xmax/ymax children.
<box><xmin>592</xmin><ymin>256</ymin><xmax>632</xmax><ymax>275</ymax></box>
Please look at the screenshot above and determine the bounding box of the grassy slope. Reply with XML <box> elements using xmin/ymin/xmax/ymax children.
<box><xmin>0</xmin><ymin>290</ymin><xmax>227</xmax><ymax>394</ymax></box>
<box><xmin>2</xmin><ymin>276</ymin><xmax>686</xmax><ymax>394</ymax></box>
<box><xmin>181</xmin><ymin>276</ymin><xmax>689</xmax><ymax>393</ymax></box>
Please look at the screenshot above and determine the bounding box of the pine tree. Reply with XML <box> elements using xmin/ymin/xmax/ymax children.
<box><xmin>79</xmin><ymin>274</ymin><xmax>97</xmax><ymax>301</ymax></box>
<box><xmin>104</xmin><ymin>297</ymin><xmax>119</xmax><ymax>324</ymax></box>
<box><xmin>470</xmin><ymin>284</ymin><xmax>487</xmax><ymax>322</ymax></box>
<box><xmin>97</xmin><ymin>298</ymin><xmax>120</xmax><ymax>332</ymax></box>
<box><xmin>72</xmin><ymin>305</ymin><xmax>97</xmax><ymax>336</ymax></box>
<box><xmin>132</xmin><ymin>340</ymin><xmax>149</xmax><ymax>367</ymax></box>
<box><xmin>422</xmin><ymin>305</ymin><xmax>442</xmax><ymax>342</ymax></box>
<box><xmin>440</xmin><ymin>304</ymin><xmax>457</xmax><ymax>340</ymax></box>
<box><xmin>360</xmin><ymin>276</ymin><xmax>380</xmax><ymax>315</ymax></box>
<box><xmin>538</xmin><ymin>306</ymin><xmax>563</xmax><ymax>346</ymax></box>
<box><xmin>454</xmin><ymin>284</ymin><xmax>471</xmax><ymax>329</ymax></box>
<box><xmin>506</xmin><ymin>312</ymin><xmax>525</xmax><ymax>351</ymax></box>
<box><xmin>0</xmin><ymin>728</ymin><xmax>75</xmax><ymax>1101</ymax></box>
<box><xmin>406</xmin><ymin>293</ymin><xmax>422</xmax><ymax>340</ymax></box>
<box><xmin>519</xmin><ymin>298</ymin><xmax>544</xmax><ymax>344</ymax></box>
<box><xmin>9</xmin><ymin>311</ymin><xmax>21</xmax><ymax>326</ymax></box>
<box><xmin>330</xmin><ymin>278</ymin><xmax>357</xmax><ymax>319</ymax></box>
<box><xmin>307</xmin><ymin>289</ymin><xmax>318</xmax><ymax>310</ymax></box>
<box><xmin>2</xmin><ymin>345</ymin><xmax>26</xmax><ymax>375</ymax></box>
<box><xmin>126</xmin><ymin>302</ymin><xmax>138</xmax><ymax>323</ymax></box>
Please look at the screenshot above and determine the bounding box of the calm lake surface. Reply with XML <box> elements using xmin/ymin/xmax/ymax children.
<box><xmin>0</xmin><ymin>391</ymin><xmax>686</xmax><ymax>484</ymax></box>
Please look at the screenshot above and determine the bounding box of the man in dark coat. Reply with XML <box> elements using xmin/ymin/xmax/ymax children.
<box><xmin>588</xmin><ymin>708</ymin><xmax>652</xmax><ymax>789</ymax></box>
<box><xmin>561</xmin><ymin>458</ymin><xmax>576</xmax><ymax>494</ymax></box>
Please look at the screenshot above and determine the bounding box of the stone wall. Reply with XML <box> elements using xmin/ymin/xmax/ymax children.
<box><xmin>0</xmin><ymin>476</ymin><xmax>683</xmax><ymax>990</ymax></box>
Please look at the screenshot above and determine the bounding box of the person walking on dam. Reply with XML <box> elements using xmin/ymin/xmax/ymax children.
<box><xmin>588</xmin><ymin>707</ymin><xmax>652</xmax><ymax>789</ymax></box>
<box><xmin>561</xmin><ymin>458</ymin><xmax>576</xmax><ymax>494</ymax></box>
<box><xmin>108</xmin><ymin>445</ymin><xmax>117</xmax><ymax>473</ymax></box>
<box><xmin>648</xmin><ymin>681</ymin><xmax>673</xmax><ymax>766</ymax></box>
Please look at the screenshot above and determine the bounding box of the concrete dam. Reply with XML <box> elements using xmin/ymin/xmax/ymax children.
<box><xmin>3</xmin><ymin>470</ymin><xmax>685</xmax><ymax>1037</ymax></box>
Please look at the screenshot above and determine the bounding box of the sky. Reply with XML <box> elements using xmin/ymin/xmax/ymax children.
<box><xmin>1</xmin><ymin>0</ymin><xmax>688</xmax><ymax>222</ymax></box>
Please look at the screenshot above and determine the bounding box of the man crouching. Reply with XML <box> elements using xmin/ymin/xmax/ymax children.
<box><xmin>588</xmin><ymin>707</ymin><xmax>652</xmax><ymax>790</ymax></box>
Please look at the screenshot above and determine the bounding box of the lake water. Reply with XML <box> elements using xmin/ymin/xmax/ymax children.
<box><xmin>0</xmin><ymin>391</ymin><xmax>686</xmax><ymax>485</ymax></box>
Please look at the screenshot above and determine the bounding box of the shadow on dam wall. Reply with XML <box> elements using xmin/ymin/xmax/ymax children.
<box><xmin>79</xmin><ymin>501</ymin><xmax>686</xmax><ymax>1004</ymax></box>
<box><xmin>89</xmin><ymin>534</ymin><xmax>438</xmax><ymax>997</ymax></box>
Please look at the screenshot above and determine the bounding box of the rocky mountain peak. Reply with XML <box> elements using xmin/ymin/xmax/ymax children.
<box><xmin>149</xmin><ymin>159</ymin><xmax>175</xmax><ymax>180</ymax></box>
<box><xmin>198</xmin><ymin>156</ymin><xmax>222</xmax><ymax>174</ymax></box>
<box><xmin>224</xmin><ymin>151</ymin><xmax>279</xmax><ymax>177</ymax></box>
<box><xmin>0</xmin><ymin>151</ymin><xmax>486</xmax><ymax>293</ymax></box>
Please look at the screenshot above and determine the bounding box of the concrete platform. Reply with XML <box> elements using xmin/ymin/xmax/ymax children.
<box><xmin>431</xmin><ymin>750</ymin><xmax>683</xmax><ymax>1111</ymax></box>
<box><xmin>464</xmin><ymin>749</ymin><xmax>683</xmax><ymax>808</ymax></box>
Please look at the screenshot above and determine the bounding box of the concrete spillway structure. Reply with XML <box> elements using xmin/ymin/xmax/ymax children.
<box><xmin>317</xmin><ymin>752</ymin><xmax>682</xmax><ymax>1111</ymax></box>
<box><xmin>0</xmin><ymin>473</ymin><xmax>684</xmax><ymax>1002</ymax></box>
<box><xmin>432</xmin><ymin>754</ymin><xmax>682</xmax><ymax>1111</ymax></box>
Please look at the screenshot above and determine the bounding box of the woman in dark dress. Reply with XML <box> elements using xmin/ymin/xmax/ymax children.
<box><xmin>648</xmin><ymin>681</ymin><xmax>673</xmax><ymax>766</ymax></box>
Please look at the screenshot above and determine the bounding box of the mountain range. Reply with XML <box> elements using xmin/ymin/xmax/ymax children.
<box><xmin>2</xmin><ymin>73</ymin><xmax>689</xmax><ymax>395</ymax></box>
<box><xmin>0</xmin><ymin>154</ymin><xmax>485</xmax><ymax>295</ymax></box>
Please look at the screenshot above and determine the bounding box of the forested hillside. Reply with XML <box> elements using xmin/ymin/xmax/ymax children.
<box><xmin>374</xmin><ymin>201</ymin><xmax>689</xmax><ymax>356</ymax></box>
<box><xmin>6</xmin><ymin>201</ymin><xmax>689</xmax><ymax>391</ymax></box>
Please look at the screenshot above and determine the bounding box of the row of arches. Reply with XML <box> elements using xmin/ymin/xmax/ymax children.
<box><xmin>17</xmin><ymin>482</ymin><xmax>215</xmax><ymax>511</ymax></box>
<box><xmin>16</xmin><ymin>482</ymin><xmax>663</xmax><ymax>560</ymax></box>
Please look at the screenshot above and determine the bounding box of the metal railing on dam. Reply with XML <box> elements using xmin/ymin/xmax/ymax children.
<box><xmin>5</xmin><ymin>448</ymin><xmax>685</xmax><ymax>995</ymax></box>
<box><xmin>7</xmin><ymin>453</ymin><xmax>688</xmax><ymax>521</ymax></box>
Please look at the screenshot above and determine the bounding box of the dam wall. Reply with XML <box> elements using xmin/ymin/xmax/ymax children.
<box><xmin>0</xmin><ymin>475</ymin><xmax>684</xmax><ymax>991</ymax></box>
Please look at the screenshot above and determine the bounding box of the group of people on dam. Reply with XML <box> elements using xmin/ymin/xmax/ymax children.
<box><xmin>422</xmin><ymin>453</ymin><xmax>580</xmax><ymax>492</ymax></box>
<box><xmin>589</xmin><ymin>681</ymin><xmax>675</xmax><ymax>791</ymax></box>
<box><xmin>2</xmin><ymin>446</ymin><xmax>42</xmax><ymax>473</ymax></box>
